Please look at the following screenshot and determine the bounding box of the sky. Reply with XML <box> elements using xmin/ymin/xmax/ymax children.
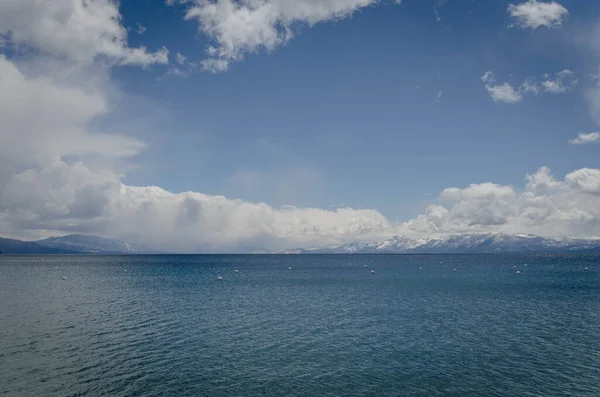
<box><xmin>1</xmin><ymin>0</ymin><xmax>600</xmax><ymax>252</ymax></box>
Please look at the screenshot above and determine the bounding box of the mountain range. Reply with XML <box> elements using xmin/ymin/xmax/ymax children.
<box><xmin>0</xmin><ymin>234</ymin><xmax>156</xmax><ymax>255</ymax></box>
<box><xmin>277</xmin><ymin>233</ymin><xmax>600</xmax><ymax>254</ymax></box>
<box><xmin>2</xmin><ymin>232</ymin><xmax>600</xmax><ymax>255</ymax></box>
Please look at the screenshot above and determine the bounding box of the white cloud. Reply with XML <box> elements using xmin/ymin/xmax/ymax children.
<box><xmin>176</xmin><ymin>52</ymin><xmax>188</xmax><ymax>64</ymax></box>
<box><xmin>565</xmin><ymin>168</ymin><xmax>600</xmax><ymax>194</ymax></box>
<box><xmin>0</xmin><ymin>0</ymin><xmax>149</xmax><ymax>234</ymax></box>
<box><xmin>1</xmin><ymin>160</ymin><xmax>123</xmax><ymax>231</ymax></box>
<box><xmin>481</xmin><ymin>71</ymin><xmax>495</xmax><ymax>84</ymax></box>
<box><xmin>201</xmin><ymin>58</ymin><xmax>231</xmax><ymax>73</ymax></box>
<box><xmin>181</xmin><ymin>0</ymin><xmax>384</xmax><ymax>72</ymax></box>
<box><xmin>519</xmin><ymin>79</ymin><xmax>540</xmax><ymax>95</ymax></box>
<box><xmin>436</xmin><ymin>90</ymin><xmax>443</xmax><ymax>102</ymax></box>
<box><xmin>0</xmin><ymin>55</ymin><xmax>144</xmax><ymax>167</ymax></box>
<box><xmin>542</xmin><ymin>69</ymin><xmax>577</xmax><ymax>93</ymax></box>
<box><xmin>485</xmin><ymin>82</ymin><xmax>523</xmax><ymax>103</ymax></box>
<box><xmin>0</xmin><ymin>160</ymin><xmax>397</xmax><ymax>252</ymax></box>
<box><xmin>403</xmin><ymin>166</ymin><xmax>600</xmax><ymax>238</ymax></box>
<box><xmin>441</xmin><ymin>183</ymin><xmax>517</xmax><ymax>201</ymax></box>
<box><xmin>482</xmin><ymin>71</ymin><xmax>523</xmax><ymax>103</ymax></box>
<box><xmin>482</xmin><ymin>70</ymin><xmax>576</xmax><ymax>103</ymax></box>
<box><xmin>507</xmin><ymin>0</ymin><xmax>568</xmax><ymax>29</ymax></box>
<box><xmin>569</xmin><ymin>132</ymin><xmax>600</xmax><ymax>145</ymax></box>
<box><xmin>0</xmin><ymin>0</ymin><xmax>168</xmax><ymax>66</ymax></box>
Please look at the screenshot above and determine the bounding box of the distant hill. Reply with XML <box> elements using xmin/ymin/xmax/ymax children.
<box><xmin>36</xmin><ymin>234</ymin><xmax>150</xmax><ymax>254</ymax></box>
<box><xmin>277</xmin><ymin>233</ymin><xmax>600</xmax><ymax>254</ymax></box>
<box><xmin>0</xmin><ymin>237</ymin><xmax>78</xmax><ymax>254</ymax></box>
<box><xmin>0</xmin><ymin>234</ymin><xmax>160</xmax><ymax>255</ymax></box>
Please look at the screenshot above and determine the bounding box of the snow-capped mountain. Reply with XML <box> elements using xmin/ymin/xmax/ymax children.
<box><xmin>277</xmin><ymin>235</ymin><xmax>428</xmax><ymax>254</ymax></box>
<box><xmin>278</xmin><ymin>233</ymin><xmax>600</xmax><ymax>254</ymax></box>
<box><xmin>369</xmin><ymin>235</ymin><xmax>426</xmax><ymax>252</ymax></box>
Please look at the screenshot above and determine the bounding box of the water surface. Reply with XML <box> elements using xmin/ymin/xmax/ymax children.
<box><xmin>1</xmin><ymin>254</ymin><xmax>599</xmax><ymax>396</ymax></box>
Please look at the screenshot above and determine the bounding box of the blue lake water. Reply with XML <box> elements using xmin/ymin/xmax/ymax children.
<box><xmin>1</xmin><ymin>254</ymin><xmax>599</xmax><ymax>396</ymax></box>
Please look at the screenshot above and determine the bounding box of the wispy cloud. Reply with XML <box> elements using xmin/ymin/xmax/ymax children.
<box><xmin>482</xmin><ymin>70</ymin><xmax>576</xmax><ymax>103</ymax></box>
<box><xmin>542</xmin><ymin>69</ymin><xmax>577</xmax><ymax>93</ymax></box>
<box><xmin>434</xmin><ymin>0</ymin><xmax>448</xmax><ymax>22</ymax></box>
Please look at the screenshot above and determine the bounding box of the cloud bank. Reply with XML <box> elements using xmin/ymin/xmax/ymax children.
<box><xmin>3</xmin><ymin>160</ymin><xmax>600</xmax><ymax>252</ymax></box>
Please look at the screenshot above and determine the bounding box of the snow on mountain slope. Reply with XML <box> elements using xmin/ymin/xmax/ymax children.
<box><xmin>280</xmin><ymin>233</ymin><xmax>600</xmax><ymax>254</ymax></box>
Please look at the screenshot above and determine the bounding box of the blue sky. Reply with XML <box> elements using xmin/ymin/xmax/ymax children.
<box><xmin>2</xmin><ymin>0</ymin><xmax>600</xmax><ymax>251</ymax></box>
<box><xmin>114</xmin><ymin>0</ymin><xmax>596</xmax><ymax>218</ymax></box>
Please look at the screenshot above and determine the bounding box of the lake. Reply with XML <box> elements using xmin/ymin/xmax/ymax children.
<box><xmin>1</xmin><ymin>254</ymin><xmax>599</xmax><ymax>396</ymax></box>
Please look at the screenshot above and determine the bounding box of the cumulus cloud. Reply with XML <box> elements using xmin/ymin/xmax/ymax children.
<box><xmin>0</xmin><ymin>1</ymin><xmax>156</xmax><ymax>240</ymax></box>
<box><xmin>507</xmin><ymin>0</ymin><xmax>568</xmax><ymax>29</ymax></box>
<box><xmin>0</xmin><ymin>160</ymin><xmax>123</xmax><ymax>232</ymax></box>
<box><xmin>0</xmin><ymin>0</ymin><xmax>168</xmax><ymax>66</ymax></box>
<box><xmin>482</xmin><ymin>70</ymin><xmax>576</xmax><ymax>103</ymax></box>
<box><xmin>403</xmin><ymin>166</ymin><xmax>600</xmax><ymax>238</ymax></box>
<box><xmin>0</xmin><ymin>54</ymin><xmax>147</xmax><ymax>244</ymax></box>
<box><xmin>179</xmin><ymin>0</ymin><xmax>383</xmax><ymax>72</ymax></box>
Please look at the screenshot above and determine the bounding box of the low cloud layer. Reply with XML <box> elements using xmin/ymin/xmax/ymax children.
<box><xmin>2</xmin><ymin>159</ymin><xmax>600</xmax><ymax>252</ymax></box>
<box><xmin>0</xmin><ymin>159</ymin><xmax>396</xmax><ymax>252</ymax></box>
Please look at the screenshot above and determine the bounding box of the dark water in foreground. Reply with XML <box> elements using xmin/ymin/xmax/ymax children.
<box><xmin>1</xmin><ymin>254</ymin><xmax>599</xmax><ymax>397</ymax></box>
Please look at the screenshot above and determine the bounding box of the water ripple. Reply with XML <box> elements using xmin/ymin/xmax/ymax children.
<box><xmin>1</xmin><ymin>254</ymin><xmax>600</xmax><ymax>396</ymax></box>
